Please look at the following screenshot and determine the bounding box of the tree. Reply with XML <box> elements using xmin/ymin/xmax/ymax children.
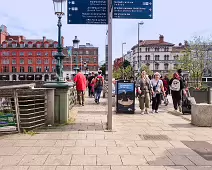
<box><xmin>99</xmin><ymin>63</ymin><xmax>106</xmax><ymax>76</ymax></box>
<box><xmin>137</xmin><ymin>65</ymin><xmax>153</xmax><ymax>78</ymax></box>
<box><xmin>113</xmin><ymin>65</ymin><xmax>133</xmax><ymax>80</ymax></box>
<box><xmin>177</xmin><ymin>36</ymin><xmax>212</xmax><ymax>87</ymax></box>
<box><xmin>123</xmin><ymin>60</ymin><xmax>131</xmax><ymax>69</ymax></box>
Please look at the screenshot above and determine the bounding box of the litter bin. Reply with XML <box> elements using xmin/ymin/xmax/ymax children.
<box><xmin>116</xmin><ymin>80</ymin><xmax>135</xmax><ymax>114</ymax></box>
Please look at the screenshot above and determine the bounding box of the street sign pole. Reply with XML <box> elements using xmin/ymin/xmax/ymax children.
<box><xmin>107</xmin><ymin>0</ymin><xmax>113</xmax><ymax>130</ymax></box>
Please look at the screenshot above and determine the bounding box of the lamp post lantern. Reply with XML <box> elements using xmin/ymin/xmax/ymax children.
<box><xmin>73</xmin><ymin>36</ymin><xmax>80</xmax><ymax>73</ymax></box>
<box><xmin>137</xmin><ymin>21</ymin><xmax>144</xmax><ymax>72</ymax></box>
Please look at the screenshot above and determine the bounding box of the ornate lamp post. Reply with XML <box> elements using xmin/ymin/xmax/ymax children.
<box><xmin>44</xmin><ymin>0</ymin><xmax>69</xmax><ymax>87</ymax></box>
<box><xmin>84</xmin><ymin>62</ymin><xmax>88</xmax><ymax>74</ymax></box>
<box><xmin>73</xmin><ymin>36</ymin><xmax>80</xmax><ymax>73</ymax></box>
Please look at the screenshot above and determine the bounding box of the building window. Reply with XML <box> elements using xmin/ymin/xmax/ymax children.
<box><xmin>52</xmin><ymin>51</ymin><xmax>57</xmax><ymax>56</ymax></box>
<box><xmin>155</xmin><ymin>55</ymin><xmax>160</xmax><ymax>61</ymax></box>
<box><xmin>20</xmin><ymin>43</ymin><xmax>24</xmax><ymax>48</ymax></box>
<box><xmin>12</xmin><ymin>66</ymin><xmax>17</xmax><ymax>73</ymax></box>
<box><xmin>52</xmin><ymin>66</ymin><xmax>56</xmax><ymax>72</ymax></box>
<box><xmin>139</xmin><ymin>48</ymin><xmax>142</xmax><ymax>52</ymax></box>
<box><xmin>28</xmin><ymin>59</ymin><xmax>33</xmax><ymax>64</ymax></box>
<box><xmin>28</xmin><ymin>66</ymin><xmax>33</xmax><ymax>72</ymax></box>
<box><xmin>174</xmin><ymin>64</ymin><xmax>178</xmax><ymax>69</ymax></box>
<box><xmin>146</xmin><ymin>63</ymin><xmax>150</xmax><ymax>68</ymax></box>
<box><xmin>37</xmin><ymin>43</ymin><xmax>41</xmax><ymax>48</ymax></box>
<box><xmin>12</xmin><ymin>43</ymin><xmax>17</xmax><ymax>48</ymax></box>
<box><xmin>145</xmin><ymin>55</ymin><xmax>150</xmax><ymax>60</ymax></box>
<box><xmin>94</xmin><ymin>51</ymin><xmax>97</xmax><ymax>55</ymax></box>
<box><xmin>37</xmin><ymin>52</ymin><xmax>41</xmax><ymax>56</ymax></box>
<box><xmin>164</xmin><ymin>55</ymin><xmax>169</xmax><ymax>60</ymax></box>
<box><xmin>86</xmin><ymin>58</ymin><xmax>89</xmax><ymax>63</ymax></box>
<box><xmin>44</xmin><ymin>66</ymin><xmax>50</xmax><ymax>72</ymax></box>
<box><xmin>44</xmin><ymin>59</ymin><xmax>49</xmax><ymax>64</ymax></box>
<box><xmin>36</xmin><ymin>59</ymin><xmax>42</xmax><ymax>64</ymax></box>
<box><xmin>79</xmin><ymin>51</ymin><xmax>83</xmax><ymax>54</ymax></box>
<box><xmin>28</xmin><ymin>43</ymin><xmax>33</xmax><ymax>48</ymax></box>
<box><xmin>20</xmin><ymin>59</ymin><xmax>24</xmax><ymax>64</ymax></box>
<box><xmin>86</xmin><ymin>50</ymin><xmax>89</xmax><ymax>55</ymax></box>
<box><xmin>19</xmin><ymin>52</ymin><xmax>24</xmax><ymax>56</ymax></box>
<box><xmin>20</xmin><ymin>66</ymin><xmax>25</xmax><ymax>72</ymax></box>
<box><xmin>44</xmin><ymin>44</ymin><xmax>49</xmax><ymax>48</ymax></box>
<box><xmin>2</xmin><ymin>59</ymin><xmax>9</xmax><ymax>64</ymax></box>
<box><xmin>164</xmin><ymin>47</ymin><xmax>169</xmax><ymax>52</ymax></box>
<box><xmin>174</xmin><ymin>55</ymin><xmax>179</xmax><ymax>60</ymax></box>
<box><xmin>2</xmin><ymin>66</ymin><xmax>9</xmax><ymax>72</ymax></box>
<box><xmin>155</xmin><ymin>63</ymin><xmax>159</xmax><ymax>70</ymax></box>
<box><xmin>12</xmin><ymin>59</ymin><xmax>16</xmax><ymax>64</ymax></box>
<box><xmin>45</xmin><ymin>52</ymin><xmax>49</xmax><ymax>56</ymax></box>
<box><xmin>164</xmin><ymin>63</ymin><xmax>169</xmax><ymax>70</ymax></box>
<box><xmin>52</xmin><ymin>59</ymin><xmax>57</xmax><ymax>64</ymax></box>
<box><xmin>12</xmin><ymin>52</ymin><xmax>16</xmax><ymax>56</ymax></box>
<box><xmin>145</xmin><ymin>48</ymin><xmax>150</xmax><ymax>52</ymax></box>
<box><xmin>28</xmin><ymin>52</ymin><xmax>33</xmax><ymax>56</ymax></box>
<box><xmin>155</xmin><ymin>47</ymin><xmax>159</xmax><ymax>52</ymax></box>
<box><xmin>3</xmin><ymin>44</ymin><xmax>7</xmax><ymax>48</ymax></box>
<box><xmin>94</xmin><ymin>58</ymin><xmax>96</xmax><ymax>63</ymax></box>
<box><xmin>36</xmin><ymin>66</ymin><xmax>42</xmax><ymax>72</ymax></box>
<box><xmin>54</xmin><ymin>43</ymin><xmax>58</xmax><ymax>48</ymax></box>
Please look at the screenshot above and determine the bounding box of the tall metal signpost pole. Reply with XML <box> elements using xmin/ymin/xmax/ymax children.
<box><xmin>107</xmin><ymin>0</ymin><xmax>113</xmax><ymax>130</ymax></box>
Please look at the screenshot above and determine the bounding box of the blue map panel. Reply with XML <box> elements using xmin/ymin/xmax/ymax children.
<box><xmin>113</xmin><ymin>0</ymin><xmax>153</xmax><ymax>19</ymax></box>
<box><xmin>67</xmin><ymin>0</ymin><xmax>108</xmax><ymax>24</ymax></box>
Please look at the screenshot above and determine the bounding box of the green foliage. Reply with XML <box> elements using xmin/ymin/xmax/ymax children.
<box><xmin>99</xmin><ymin>63</ymin><xmax>106</xmax><ymax>76</ymax></box>
<box><xmin>137</xmin><ymin>65</ymin><xmax>153</xmax><ymax>78</ymax></box>
<box><xmin>123</xmin><ymin>60</ymin><xmax>131</xmax><ymax>69</ymax></box>
<box><xmin>113</xmin><ymin>65</ymin><xmax>133</xmax><ymax>80</ymax></box>
<box><xmin>177</xmin><ymin>36</ymin><xmax>212</xmax><ymax>87</ymax></box>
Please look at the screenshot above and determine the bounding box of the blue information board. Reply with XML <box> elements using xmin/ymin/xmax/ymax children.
<box><xmin>67</xmin><ymin>0</ymin><xmax>108</xmax><ymax>24</ymax></box>
<box><xmin>113</xmin><ymin>0</ymin><xmax>153</xmax><ymax>19</ymax></box>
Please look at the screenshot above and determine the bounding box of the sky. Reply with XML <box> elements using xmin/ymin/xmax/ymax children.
<box><xmin>0</xmin><ymin>0</ymin><xmax>212</xmax><ymax>64</ymax></box>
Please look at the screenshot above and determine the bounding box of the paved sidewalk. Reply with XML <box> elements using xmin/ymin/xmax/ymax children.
<box><xmin>0</xmin><ymin>96</ymin><xmax>212</xmax><ymax>170</ymax></box>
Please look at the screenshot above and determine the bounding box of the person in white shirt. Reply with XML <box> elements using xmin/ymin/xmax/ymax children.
<box><xmin>150</xmin><ymin>72</ymin><xmax>165</xmax><ymax>113</ymax></box>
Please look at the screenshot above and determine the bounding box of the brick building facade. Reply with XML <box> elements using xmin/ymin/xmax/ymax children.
<box><xmin>0</xmin><ymin>25</ymin><xmax>61</xmax><ymax>81</ymax></box>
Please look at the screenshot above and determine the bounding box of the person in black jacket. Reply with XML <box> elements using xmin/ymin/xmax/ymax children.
<box><xmin>169</xmin><ymin>72</ymin><xmax>184</xmax><ymax>112</ymax></box>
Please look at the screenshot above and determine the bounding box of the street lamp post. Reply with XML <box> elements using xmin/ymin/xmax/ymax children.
<box><xmin>73</xmin><ymin>36</ymin><xmax>80</xmax><ymax>74</ymax></box>
<box><xmin>44</xmin><ymin>0</ymin><xmax>68</xmax><ymax>88</ymax></box>
<box><xmin>122</xmin><ymin>42</ymin><xmax>126</xmax><ymax>79</ymax></box>
<box><xmin>137</xmin><ymin>21</ymin><xmax>144</xmax><ymax>73</ymax></box>
<box><xmin>84</xmin><ymin>62</ymin><xmax>87</xmax><ymax>74</ymax></box>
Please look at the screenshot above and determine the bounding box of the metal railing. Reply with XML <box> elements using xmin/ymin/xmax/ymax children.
<box><xmin>69</xmin><ymin>83</ymin><xmax>77</xmax><ymax>110</ymax></box>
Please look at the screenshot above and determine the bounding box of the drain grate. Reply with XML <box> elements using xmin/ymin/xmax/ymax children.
<box><xmin>142</xmin><ymin>134</ymin><xmax>170</xmax><ymax>141</ymax></box>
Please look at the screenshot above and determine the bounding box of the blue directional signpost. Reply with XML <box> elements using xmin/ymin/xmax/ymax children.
<box><xmin>67</xmin><ymin>0</ymin><xmax>108</xmax><ymax>24</ymax></box>
<box><xmin>113</xmin><ymin>0</ymin><xmax>153</xmax><ymax>19</ymax></box>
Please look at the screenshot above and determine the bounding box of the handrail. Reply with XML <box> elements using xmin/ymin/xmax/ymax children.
<box><xmin>0</xmin><ymin>83</ymin><xmax>35</xmax><ymax>89</ymax></box>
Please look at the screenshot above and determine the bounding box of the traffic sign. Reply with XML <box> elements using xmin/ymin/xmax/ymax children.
<box><xmin>67</xmin><ymin>0</ymin><xmax>108</xmax><ymax>24</ymax></box>
<box><xmin>113</xmin><ymin>0</ymin><xmax>153</xmax><ymax>19</ymax></box>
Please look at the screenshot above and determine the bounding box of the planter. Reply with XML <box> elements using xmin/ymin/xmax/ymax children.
<box><xmin>0</xmin><ymin>113</ymin><xmax>16</xmax><ymax>131</ymax></box>
<box><xmin>189</xmin><ymin>88</ymin><xmax>208</xmax><ymax>103</ymax></box>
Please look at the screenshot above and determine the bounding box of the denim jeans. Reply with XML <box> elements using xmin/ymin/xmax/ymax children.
<box><xmin>95</xmin><ymin>86</ymin><xmax>103</xmax><ymax>102</ymax></box>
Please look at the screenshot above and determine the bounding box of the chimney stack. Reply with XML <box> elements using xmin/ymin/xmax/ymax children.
<box><xmin>159</xmin><ymin>35</ymin><xmax>164</xmax><ymax>43</ymax></box>
<box><xmin>43</xmin><ymin>36</ymin><xmax>46</xmax><ymax>42</ymax></box>
<box><xmin>179</xmin><ymin>43</ymin><xmax>182</xmax><ymax>46</ymax></box>
<box><xmin>184</xmin><ymin>40</ymin><xmax>189</xmax><ymax>46</ymax></box>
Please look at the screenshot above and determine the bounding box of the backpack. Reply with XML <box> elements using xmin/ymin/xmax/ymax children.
<box><xmin>95</xmin><ymin>77</ymin><xmax>103</xmax><ymax>88</ymax></box>
<box><xmin>170</xmin><ymin>79</ymin><xmax>180</xmax><ymax>91</ymax></box>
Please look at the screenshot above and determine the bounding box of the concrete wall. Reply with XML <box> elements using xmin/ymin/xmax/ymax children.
<box><xmin>0</xmin><ymin>81</ymin><xmax>45</xmax><ymax>88</ymax></box>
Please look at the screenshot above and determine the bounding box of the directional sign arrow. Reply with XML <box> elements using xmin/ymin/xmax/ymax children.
<box><xmin>69</xmin><ymin>7</ymin><xmax>71</xmax><ymax>10</ymax></box>
<box><xmin>149</xmin><ymin>2</ymin><xmax>152</xmax><ymax>5</ymax></box>
<box><xmin>68</xmin><ymin>1</ymin><xmax>71</xmax><ymax>4</ymax></box>
<box><xmin>149</xmin><ymin>8</ymin><xmax>152</xmax><ymax>11</ymax></box>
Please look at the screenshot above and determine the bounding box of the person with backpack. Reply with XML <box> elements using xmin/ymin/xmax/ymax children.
<box><xmin>94</xmin><ymin>74</ymin><xmax>104</xmax><ymax>104</ymax></box>
<box><xmin>87</xmin><ymin>72</ymin><xmax>95</xmax><ymax>97</ymax></box>
<box><xmin>169</xmin><ymin>72</ymin><xmax>184</xmax><ymax>112</ymax></box>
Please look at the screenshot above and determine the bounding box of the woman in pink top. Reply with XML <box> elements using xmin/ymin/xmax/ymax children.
<box><xmin>74</xmin><ymin>70</ymin><xmax>87</xmax><ymax>106</ymax></box>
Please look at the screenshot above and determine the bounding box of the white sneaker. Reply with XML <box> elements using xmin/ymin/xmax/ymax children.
<box><xmin>179</xmin><ymin>106</ymin><xmax>182</xmax><ymax>112</ymax></box>
<box><xmin>151</xmin><ymin>110</ymin><xmax>155</xmax><ymax>113</ymax></box>
<box><xmin>141</xmin><ymin>110</ymin><xmax>144</xmax><ymax>114</ymax></box>
<box><xmin>155</xmin><ymin>110</ymin><xmax>159</xmax><ymax>113</ymax></box>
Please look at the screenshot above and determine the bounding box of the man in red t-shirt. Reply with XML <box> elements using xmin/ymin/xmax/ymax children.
<box><xmin>74</xmin><ymin>70</ymin><xmax>87</xmax><ymax>106</ymax></box>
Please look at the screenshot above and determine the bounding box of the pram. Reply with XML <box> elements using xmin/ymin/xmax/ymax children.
<box><xmin>181</xmin><ymin>88</ymin><xmax>196</xmax><ymax>114</ymax></box>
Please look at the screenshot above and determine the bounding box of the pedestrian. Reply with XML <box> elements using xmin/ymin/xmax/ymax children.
<box><xmin>169</xmin><ymin>72</ymin><xmax>184</xmax><ymax>112</ymax></box>
<box><xmin>94</xmin><ymin>73</ymin><xmax>104</xmax><ymax>104</ymax></box>
<box><xmin>74</xmin><ymin>69</ymin><xmax>87</xmax><ymax>106</ymax></box>
<box><xmin>137</xmin><ymin>71</ymin><xmax>152</xmax><ymax>114</ymax></box>
<box><xmin>87</xmin><ymin>72</ymin><xmax>95</xmax><ymax>97</ymax></box>
<box><xmin>151</xmin><ymin>72</ymin><xmax>166</xmax><ymax>113</ymax></box>
<box><xmin>163</xmin><ymin>75</ymin><xmax>170</xmax><ymax>96</ymax></box>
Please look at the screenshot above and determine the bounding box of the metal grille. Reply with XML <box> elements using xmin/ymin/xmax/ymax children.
<box><xmin>142</xmin><ymin>134</ymin><xmax>170</xmax><ymax>141</ymax></box>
